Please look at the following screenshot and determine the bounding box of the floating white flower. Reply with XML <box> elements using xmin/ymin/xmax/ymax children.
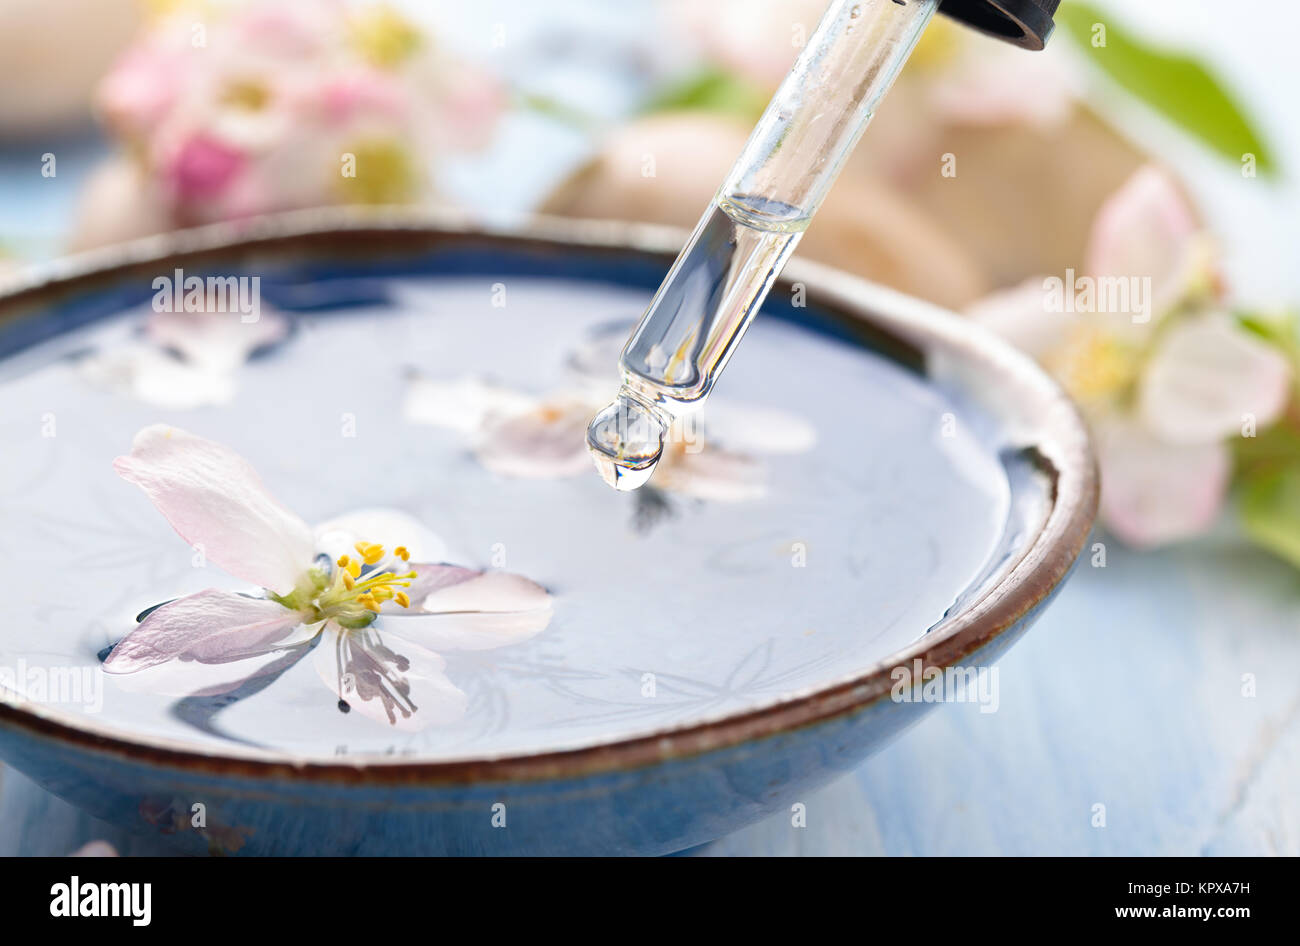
<box><xmin>103</xmin><ymin>425</ymin><xmax>553</xmax><ymax>730</ymax></box>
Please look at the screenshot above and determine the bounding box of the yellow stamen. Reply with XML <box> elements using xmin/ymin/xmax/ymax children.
<box><xmin>342</xmin><ymin>572</ymin><xmax>355</xmax><ymax>590</ymax></box>
<box><xmin>394</xmin><ymin>546</ymin><xmax>409</xmax><ymax>562</ymax></box>
<box><xmin>354</xmin><ymin>541</ymin><xmax>386</xmax><ymax>565</ymax></box>
<box><xmin>346</xmin><ymin>559</ymin><xmax>361</xmax><ymax>579</ymax></box>
<box><xmin>395</xmin><ymin>591</ymin><xmax>410</xmax><ymax>608</ymax></box>
<box><xmin>337</xmin><ymin>555</ymin><xmax>351</xmax><ymax>568</ymax></box>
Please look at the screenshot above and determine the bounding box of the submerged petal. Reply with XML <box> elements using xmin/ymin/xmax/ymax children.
<box><xmin>695</xmin><ymin>401</ymin><xmax>817</xmax><ymax>455</ymax></box>
<box><xmin>1096</xmin><ymin>418</ymin><xmax>1230</xmax><ymax>548</ymax></box>
<box><xmin>103</xmin><ymin>589</ymin><xmax>307</xmax><ymax>674</ymax></box>
<box><xmin>146</xmin><ymin>307</ymin><xmax>290</xmax><ymax>374</ymax></box>
<box><xmin>402</xmin><ymin>375</ymin><xmax>535</xmax><ymax>432</ymax></box>
<box><xmin>79</xmin><ymin>344</ymin><xmax>238</xmax><ymax>409</ymax></box>
<box><xmin>313</xmin><ymin>622</ymin><xmax>467</xmax><ymax>730</ymax></box>
<box><xmin>1138</xmin><ymin>314</ymin><xmax>1292</xmax><ymax>445</ymax></box>
<box><xmin>114</xmin><ymin>425</ymin><xmax>316</xmax><ymax>594</ymax></box>
<box><xmin>474</xmin><ymin>399</ymin><xmax>595</xmax><ymax>478</ymax></box>
<box><xmin>654</xmin><ymin>443</ymin><xmax>767</xmax><ymax>502</ymax></box>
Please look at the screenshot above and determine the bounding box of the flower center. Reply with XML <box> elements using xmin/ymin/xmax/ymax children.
<box><xmin>275</xmin><ymin>541</ymin><xmax>416</xmax><ymax>630</ymax></box>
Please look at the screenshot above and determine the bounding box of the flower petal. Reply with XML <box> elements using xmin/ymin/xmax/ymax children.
<box><xmin>965</xmin><ymin>277</ymin><xmax>1076</xmax><ymax>360</ymax></box>
<box><xmin>146</xmin><ymin>307</ymin><xmax>289</xmax><ymax>374</ymax></box>
<box><xmin>107</xmin><ymin>638</ymin><xmax>313</xmax><ymax>698</ymax></box>
<box><xmin>655</xmin><ymin>443</ymin><xmax>767</xmax><ymax>502</ymax></box>
<box><xmin>383</xmin><ymin>609</ymin><xmax>555</xmax><ymax>652</ymax></box>
<box><xmin>79</xmin><ymin>344</ymin><xmax>238</xmax><ymax>409</ymax></box>
<box><xmin>413</xmin><ymin>566</ymin><xmax>552</xmax><ymax>614</ymax></box>
<box><xmin>313</xmin><ymin>623</ymin><xmax>467</xmax><ymax>730</ymax></box>
<box><xmin>103</xmin><ymin>589</ymin><xmax>307</xmax><ymax>674</ymax></box>
<box><xmin>402</xmin><ymin>375</ymin><xmax>535</xmax><ymax>433</ymax></box>
<box><xmin>387</xmin><ymin>565</ymin><xmax>554</xmax><ymax>652</ymax></box>
<box><xmin>114</xmin><ymin>425</ymin><xmax>315</xmax><ymax>593</ymax></box>
<box><xmin>1085</xmin><ymin>166</ymin><xmax>1203</xmax><ymax>317</ymax></box>
<box><xmin>695</xmin><ymin>401</ymin><xmax>816</xmax><ymax>455</ymax></box>
<box><xmin>1097</xmin><ymin>418</ymin><xmax>1230</xmax><ymax>548</ymax></box>
<box><xmin>313</xmin><ymin>507</ymin><xmax>447</xmax><ymax>565</ymax></box>
<box><xmin>474</xmin><ymin>399</ymin><xmax>594</xmax><ymax>478</ymax></box>
<box><xmin>1138</xmin><ymin>314</ymin><xmax>1293</xmax><ymax>444</ymax></box>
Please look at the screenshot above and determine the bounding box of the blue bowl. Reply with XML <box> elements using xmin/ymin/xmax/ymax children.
<box><xmin>0</xmin><ymin>210</ymin><xmax>1096</xmax><ymax>855</ymax></box>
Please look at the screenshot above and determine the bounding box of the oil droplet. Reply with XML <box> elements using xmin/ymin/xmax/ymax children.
<box><xmin>586</xmin><ymin>393</ymin><xmax>667</xmax><ymax>491</ymax></box>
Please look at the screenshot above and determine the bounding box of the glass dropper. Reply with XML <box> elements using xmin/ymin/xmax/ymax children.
<box><xmin>586</xmin><ymin>0</ymin><xmax>941</xmax><ymax>490</ymax></box>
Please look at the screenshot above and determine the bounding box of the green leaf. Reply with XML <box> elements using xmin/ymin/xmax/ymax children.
<box><xmin>1057</xmin><ymin>3</ymin><xmax>1277</xmax><ymax>176</ymax></box>
<box><xmin>1238</xmin><ymin>462</ymin><xmax>1300</xmax><ymax>570</ymax></box>
<box><xmin>642</xmin><ymin>68</ymin><xmax>768</xmax><ymax>122</ymax></box>
<box><xmin>515</xmin><ymin>92</ymin><xmax>599</xmax><ymax>132</ymax></box>
<box><xmin>1234</xmin><ymin>423</ymin><xmax>1300</xmax><ymax>469</ymax></box>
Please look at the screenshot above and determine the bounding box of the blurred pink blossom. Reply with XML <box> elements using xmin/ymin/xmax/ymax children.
<box><xmin>968</xmin><ymin>166</ymin><xmax>1291</xmax><ymax>548</ymax></box>
<box><xmin>78</xmin><ymin>0</ymin><xmax>506</xmax><ymax>245</ymax></box>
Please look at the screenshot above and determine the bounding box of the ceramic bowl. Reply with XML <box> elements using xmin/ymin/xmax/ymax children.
<box><xmin>0</xmin><ymin>209</ymin><xmax>1096</xmax><ymax>855</ymax></box>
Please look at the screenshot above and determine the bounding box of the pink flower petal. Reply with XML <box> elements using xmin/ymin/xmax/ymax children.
<box><xmin>387</xmin><ymin>565</ymin><xmax>554</xmax><ymax>652</ymax></box>
<box><xmin>929</xmin><ymin>45</ymin><xmax>1073</xmax><ymax>128</ymax></box>
<box><xmin>103</xmin><ymin>589</ymin><xmax>307</xmax><ymax>674</ymax></box>
<box><xmin>319</xmin><ymin>67</ymin><xmax>411</xmax><ymax>124</ymax></box>
<box><xmin>114</xmin><ymin>425</ymin><xmax>316</xmax><ymax>593</ymax></box>
<box><xmin>1139</xmin><ymin>314</ymin><xmax>1293</xmax><ymax>445</ymax></box>
<box><xmin>474</xmin><ymin>400</ymin><xmax>595</xmax><ymax>479</ymax></box>
<box><xmin>413</xmin><ymin>566</ymin><xmax>553</xmax><ymax>615</ymax></box>
<box><xmin>655</xmin><ymin>444</ymin><xmax>767</xmax><ymax>502</ymax></box>
<box><xmin>1097</xmin><ymin>418</ymin><xmax>1230</xmax><ymax>548</ymax></box>
<box><xmin>163</xmin><ymin>134</ymin><xmax>248</xmax><ymax>203</ymax></box>
<box><xmin>965</xmin><ymin>277</ymin><xmax>1075</xmax><ymax>360</ymax></box>
<box><xmin>1085</xmin><ymin>166</ymin><xmax>1202</xmax><ymax>317</ymax></box>
<box><xmin>313</xmin><ymin>623</ymin><xmax>467</xmax><ymax>730</ymax></box>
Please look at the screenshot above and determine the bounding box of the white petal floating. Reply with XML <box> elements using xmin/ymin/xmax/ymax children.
<box><xmin>113</xmin><ymin>424</ymin><xmax>317</xmax><ymax>594</ymax></box>
<box><xmin>102</xmin><ymin>589</ymin><xmax>306</xmax><ymax>673</ymax></box>
<box><xmin>313</xmin><ymin>507</ymin><xmax>448</xmax><ymax>566</ymax></box>
<box><xmin>474</xmin><ymin>399</ymin><xmax>594</xmax><ymax>479</ymax></box>
<box><xmin>79</xmin><ymin>344</ymin><xmax>237</xmax><ymax>409</ymax></box>
<box><xmin>654</xmin><ymin>443</ymin><xmax>768</xmax><ymax>503</ymax></box>
<box><xmin>697</xmin><ymin>400</ymin><xmax>817</xmax><ymax>455</ymax></box>
<box><xmin>402</xmin><ymin>375</ymin><xmax>535</xmax><ymax>433</ymax></box>
<box><xmin>146</xmin><ymin>307</ymin><xmax>289</xmax><ymax>374</ymax></box>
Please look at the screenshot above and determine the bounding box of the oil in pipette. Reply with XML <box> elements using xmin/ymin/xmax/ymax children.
<box><xmin>586</xmin><ymin>194</ymin><xmax>808</xmax><ymax>489</ymax></box>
